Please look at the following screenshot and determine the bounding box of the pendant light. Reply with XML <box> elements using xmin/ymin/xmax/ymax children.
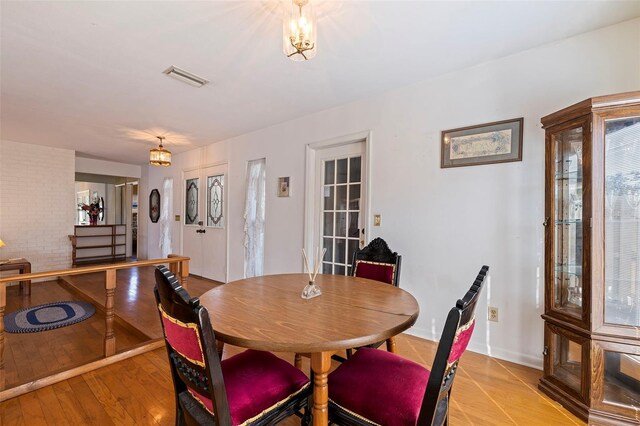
<box><xmin>283</xmin><ymin>0</ymin><xmax>317</xmax><ymax>61</ymax></box>
<box><xmin>150</xmin><ymin>136</ymin><xmax>172</xmax><ymax>167</ymax></box>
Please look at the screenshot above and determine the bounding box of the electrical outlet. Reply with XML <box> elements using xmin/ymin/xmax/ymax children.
<box><xmin>488</xmin><ymin>306</ymin><xmax>499</xmax><ymax>322</ymax></box>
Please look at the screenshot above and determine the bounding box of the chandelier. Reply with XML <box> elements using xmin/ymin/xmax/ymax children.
<box><xmin>283</xmin><ymin>0</ymin><xmax>317</xmax><ymax>61</ymax></box>
<box><xmin>149</xmin><ymin>136</ymin><xmax>172</xmax><ymax>166</ymax></box>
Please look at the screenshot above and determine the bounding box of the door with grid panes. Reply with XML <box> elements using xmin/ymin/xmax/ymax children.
<box><xmin>317</xmin><ymin>142</ymin><xmax>366</xmax><ymax>276</ymax></box>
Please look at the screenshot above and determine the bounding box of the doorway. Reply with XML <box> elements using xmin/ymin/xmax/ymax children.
<box><xmin>181</xmin><ymin>163</ymin><xmax>228</xmax><ymax>282</ymax></box>
<box><xmin>305</xmin><ymin>133</ymin><xmax>369</xmax><ymax>276</ymax></box>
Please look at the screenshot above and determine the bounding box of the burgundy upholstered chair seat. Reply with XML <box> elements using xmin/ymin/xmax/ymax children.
<box><xmin>329</xmin><ymin>348</ymin><xmax>430</xmax><ymax>426</ymax></box>
<box><xmin>188</xmin><ymin>349</ymin><xmax>310</xmax><ymax>425</ymax></box>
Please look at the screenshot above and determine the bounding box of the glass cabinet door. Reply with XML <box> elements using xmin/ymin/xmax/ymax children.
<box><xmin>604</xmin><ymin>116</ymin><xmax>640</xmax><ymax>327</ymax></box>
<box><xmin>553</xmin><ymin>126</ymin><xmax>584</xmax><ymax>317</ymax></box>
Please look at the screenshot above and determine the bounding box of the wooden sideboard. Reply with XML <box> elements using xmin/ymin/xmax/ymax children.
<box><xmin>69</xmin><ymin>225</ymin><xmax>126</xmax><ymax>266</ymax></box>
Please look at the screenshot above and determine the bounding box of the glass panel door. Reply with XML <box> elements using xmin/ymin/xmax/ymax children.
<box><xmin>553</xmin><ymin>126</ymin><xmax>584</xmax><ymax>317</ymax></box>
<box><xmin>604</xmin><ymin>116</ymin><xmax>640</xmax><ymax>326</ymax></box>
<box><xmin>322</xmin><ymin>155</ymin><xmax>362</xmax><ymax>276</ymax></box>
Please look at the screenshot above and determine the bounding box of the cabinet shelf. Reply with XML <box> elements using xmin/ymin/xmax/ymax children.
<box><xmin>69</xmin><ymin>225</ymin><xmax>126</xmax><ymax>267</ymax></box>
<box><xmin>555</xmin><ymin>219</ymin><xmax>582</xmax><ymax>225</ymax></box>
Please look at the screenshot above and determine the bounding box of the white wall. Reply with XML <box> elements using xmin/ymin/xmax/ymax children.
<box><xmin>75</xmin><ymin>157</ymin><xmax>141</xmax><ymax>178</ymax></box>
<box><xmin>0</xmin><ymin>140</ymin><xmax>76</xmax><ymax>272</ymax></box>
<box><xmin>143</xmin><ymin>19</ymin><xmax>640</xmax><ymax>368</ymax></box>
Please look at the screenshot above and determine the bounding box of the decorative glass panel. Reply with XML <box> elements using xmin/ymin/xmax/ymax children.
<box><xmin>551</xmin><ymin>331</ymin><xmax>582</xmax><ymax>394</ymax></box>
<box><xmin>604</xmin><ymin>117</ymin><xmax>640</xmax><ymax>326</ymax></box>
<box><xmin>323</xmin><ymin>186</ymin><xmax>334</xmax><ymax>210</ymax></box>
<box><xmin>335</xmin><ymin>238</ymin><xmax>346</xmax><ymax>265</ymax></box>
<box><xmin>336</xmin><ymin>185</ymin><xmax>347</xmax><ymax>210</ymax></box>
<box><xmin>185</xmin><ymin>178</ymin><xmax>199</xmax><ymax>225</ymax></box>
<box><xmin>349</xmin><ymin>157</ymin><xmax>361</xmax><ymax>183</ymax></box>
<box><xmin>336</xmin><ymin>212</ymin><xmax>347</xmax><ymax>237</ymax></box>
<box><xmin>207</xmin><ymin>174</ymin><xmax>224</xmax><ymax>228</ymax></box>
<box><xmin>337</xmin><ymin>158</ymin><xmax>348</xmax><ymax>184</ymax></box>
<box><xmin>324</xmin><ymin>160</ymin><xmax>335</xmax><ymax>185</ymax></box>
<box><xmin>603</xmin><ymin>351</ymin><xmax>640</xmax><ymax>408</ymax></box>
<box><xmin>553</xmin><ymin>127</ymin><xmax>583</xmax><ymax>316</ymax></box>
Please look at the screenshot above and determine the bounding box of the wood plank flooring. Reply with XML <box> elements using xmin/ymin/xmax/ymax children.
<box><xmin>1</xmin><ymin>267</ymin><xmax>585</xmax><ymax>424</ymax></box>
<box><xmin>0</xmin><ymin>337</ymin><xmax>585</xmax><ymax>425</ymax></box>
<box><xmin>3</xmin><ymin>268</ymin><xmax>218</xmax><ymax>391</ymax></box>
<box><xmin>61</xmin><ymin>266</ymin><xmax>220</xmax><ymax>338</ymax></box>
<box><xmin>3</xmin><ymin>281</ymin><xmax>146</xmax><ymax>390</ymax></box>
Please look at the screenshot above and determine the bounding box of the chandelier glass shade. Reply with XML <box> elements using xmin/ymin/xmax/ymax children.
<box><xmin>150</xmin><ymin>136</ymin><xmax>172</xmax><ymax>166</ymax></box>
<box><xmin>283</xmin><ymin>0</ymin><xmax>317</xmax><ymax>61</ymax></box>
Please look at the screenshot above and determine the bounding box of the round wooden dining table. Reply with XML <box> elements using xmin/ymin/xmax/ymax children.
<box><xmin>198</xmin><ymin>273</ymin><xmax>420</xmax><ymax>426</ymax></box>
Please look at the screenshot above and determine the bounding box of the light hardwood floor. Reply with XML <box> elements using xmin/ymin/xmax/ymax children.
<box><xmin>1</xmin><ymin>267</ymin><xmax>585</xmax><ymax>425</ymax></box>
<box><xmin>0</xmin><ymin>336</ymin><xmax>585</xmax><ymax>425</ymax></box>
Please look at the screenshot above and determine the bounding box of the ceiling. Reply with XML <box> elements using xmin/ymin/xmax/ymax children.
<box><xmin>2</xmin><ymin>1</ymin><xmax>639</xmax><ymax>165</ymax></box>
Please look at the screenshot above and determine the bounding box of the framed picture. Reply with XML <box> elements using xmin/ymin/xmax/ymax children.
<box><xmin>149</xmin><ymin>189</ymin><xmax>160</xmax><ymax>223</ymax></box>
<box><xmin>441</xmin><ymin>117</ymin><xmax>523</xmax><ymax>168</ymax></box>
<box><xmin>277</xmin><ymin>177</ymin><xmax>290</xmax><ymax>197</ymax></box>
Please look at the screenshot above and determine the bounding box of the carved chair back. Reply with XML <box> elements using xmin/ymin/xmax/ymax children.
<box><xmin>351</xmin><ymin>237</ymin><xmax>402</xmax><ymax>287</ymax></box>
<box><xmin>417</xmin><ymin>265</ymin><xmax>489</xmax><ymax>425</ymax></box>
<box><xmin>154</xmin><ymin>265</ymin><xmax>232</xmax><ymax>425</ymax></box>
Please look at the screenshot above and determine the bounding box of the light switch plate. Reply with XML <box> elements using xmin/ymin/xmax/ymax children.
<box><xmin>373</xmin><ymin>214</ymin><xmax>381</xmax><ymax>226</ymax></box>
<box><xmin>175</xmin><ymin>215</ymin><xmax>181</xmax><ymax>221</ymax></box>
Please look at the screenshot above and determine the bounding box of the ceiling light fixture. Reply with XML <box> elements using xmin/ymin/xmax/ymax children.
<box><xmin>283</xmin><ymin>0</ymin><xmax>317</xmax><ymax>61</ymax></box>
<box><xmin>162</xmin><ymin>66</ymin><xmax>209</xmax><ymax>87</ymax></box>
<box><xmin>149</xmin><ymin>136</ymin><xmax>172</xmax><ymax>167</ymax></box>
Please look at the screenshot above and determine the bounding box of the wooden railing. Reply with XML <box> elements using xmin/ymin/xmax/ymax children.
<box><xmin>0</xmin><ymin>256</ymin><xmax>189</xmax><ymax>401</ymax></box>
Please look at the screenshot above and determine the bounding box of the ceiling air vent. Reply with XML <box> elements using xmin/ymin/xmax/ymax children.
<box><xmin>162</xmin><ymin>66</ymin><xmax>209</xmax><ymax>87</ymax></box>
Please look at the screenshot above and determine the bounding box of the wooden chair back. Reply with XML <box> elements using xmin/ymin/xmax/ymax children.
<box><xmin>417</xmin><ymin>265</ymin><xmax>489</xmax><ymax>426</ymax></box>
<box><xmin>154</xmin><ymin>265</ymin><xmax>232</xmax><ymax>425</ymax></box>
<box><xmin>351</xmin><ymin>237</ymin><xmax>402</xmax><ymax>287</ymax></box>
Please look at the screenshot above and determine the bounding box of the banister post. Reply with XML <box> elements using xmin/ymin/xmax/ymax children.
<box><xmin>168</xmin><ymin>254</ymin><xmax>179</xmax><ymax>276</ymax></box>
<box><xmin>104</xmin><ymin>269</ymin><xmax>116</xmax><ymax>357</ymax></box>
<box><xmin>179</xmin><ymin>259</ymin><xmax>189</xmax><ymax>291</ymax></box>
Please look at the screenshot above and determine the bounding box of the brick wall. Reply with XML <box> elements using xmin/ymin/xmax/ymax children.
<box><xmin>0</xmin><ymin>140</ymin><xmax>75</xmax><ymax>273</ymax></box>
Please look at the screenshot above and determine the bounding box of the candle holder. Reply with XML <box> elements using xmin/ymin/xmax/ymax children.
<box><xmin>301</xmin><ymin>247</ymin><xmax>325</xmax><ymax>300</ymax></box>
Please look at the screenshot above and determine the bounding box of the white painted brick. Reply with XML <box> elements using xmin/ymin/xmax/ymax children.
<box><xmin>0</xmin><ymin>140</ymin><xmax>75</xmax><ymax>273</ymax></box>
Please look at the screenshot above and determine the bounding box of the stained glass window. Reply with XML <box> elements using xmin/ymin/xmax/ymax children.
<box><xmin>207</xmin><ymin>174</ymin><xmax>224</xmax><ymax>228</ymax></box>
<box><xmin>185</xmin><ymin>178</ymin><xmax>198</xmax><ymax>225</ymax></box>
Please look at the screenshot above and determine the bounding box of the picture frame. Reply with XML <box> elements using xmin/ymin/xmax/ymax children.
<box><xmin>149</xmin><ymin>189</ymin><xmax>160</xmax><ymax>223</ymax></box>
<box><xmin>277</xmin><ymin>177</ymin><xmax>290</xmax><ymax>197</ymax></box>
<box><xmin>441</xmin><ymin>117</ymin><xmax>523</xmax><ymax>168</ymax></box>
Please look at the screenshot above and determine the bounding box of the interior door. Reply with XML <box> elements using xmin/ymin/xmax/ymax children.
<box><xmin>182</xmin><ymin>168</ymin><xmax>203</xmax><ymax>276</ymax></box>
<box><xmin>315</xmin><ymin>142</ymin><xmax>366</xmax><ymax>276</ymax></box>
<box><xmin>182</xmin><ymin>165</ymin><xmax>228</xmax><ymax>282</ymax></box>
<box><xmin>201</xmin><ymin>164</ymin><xmax>228</xmax><ymax>283</ymax></box>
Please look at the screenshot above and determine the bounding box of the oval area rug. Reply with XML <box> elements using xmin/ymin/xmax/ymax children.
<box><xmin>4</xmin><ymin>301</ymin><xmax>96</xmax><ymax>333</ymax></box>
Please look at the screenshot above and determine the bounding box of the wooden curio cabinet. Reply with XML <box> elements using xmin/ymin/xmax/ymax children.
<box><xmin>540</xmin><ymin>92</ymin><xmax>640</xmax><ymax>425</ymax></box>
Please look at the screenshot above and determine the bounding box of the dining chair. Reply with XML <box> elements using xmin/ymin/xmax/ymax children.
<box><xmin>327</xmin><ymin>265</ymin><xmax>489</xmax><ymax>426</ymax></box>
<box><xmin>294</xmin><ymin>237</ymin><xmax>402</xmax><ymax>369</ymax></box>
<box><xmin>350</xmin><ymin>237</ymin><xmax>402</xmax><ymax>287</ymax></box>
<box><xmin>154</xmin><ymin>265</ymin><xmax>311</xmax><ymax>426</ymax></box>
<box><xmin>348</xmin><ymin>237</ymin><xmax>402</xmax><ymax>357</ymax></box>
